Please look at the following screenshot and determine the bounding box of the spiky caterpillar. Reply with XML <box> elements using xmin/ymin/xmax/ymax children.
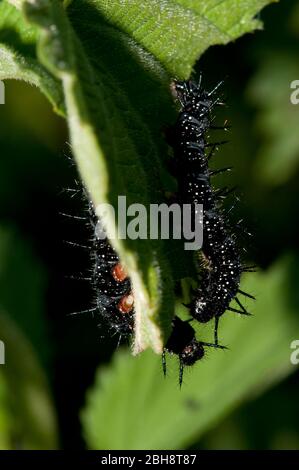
<box><xmin>168</xmin><ymin>78</ymin><xmax>253</xmax><ymax>345</ymax></box>
<box><xmin>87</xmin><ymin>200</ymin><xmax>135</xmax><ymax>339</ymax></box>
<box><xmin>163</xmin><ymin>316</ymin><xmax>225</xmax><ymax>387</ymax></box>
<box><xmin>87</xmin><ymin>199</ymin><xmax>221</xmax><ymax>384</ymax></box>
<box><xmin>75</xmin><ymin>76</ymin><xmax>252</xmax><ymax>386</ymax></box>
<box><xmin>87</xmin><ymin>198</ymin><xmax>223</xmax><ymax>385</ymax></box>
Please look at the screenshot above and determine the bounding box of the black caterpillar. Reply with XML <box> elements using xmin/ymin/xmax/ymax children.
<box><xmin>163</xmin><ymin>316</ymin><xmax>225</xmax><ymax>387</ymax></box>
<box><xmin>168</xmin><ymin>78</ymin><xmax>254</xmax><ymax>347</ymax></box>
<box><xmin>87</xmin><ymin>200</ymin><xmax>135</xmax><ymax>340</ymax></box>
<box><xmin>87</xmin><ymin>215</ymin><xmax>224</xmax><ymax>386</ymax></box>
<box><xmin>87</xmin><ymin>198</ymin><xmax>222</xmax><ymax>386</ymax></box>
<box><xmin>69</xmin><ymin>76</ymin><xmax>253</xmax><ymax>387</ymax></box>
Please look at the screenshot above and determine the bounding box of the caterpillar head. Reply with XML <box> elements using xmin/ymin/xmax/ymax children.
<box><xmin>164</xmin><ymin>316</ymin><xmax>208</xmax><ymax>387</ymax></box>
<box><xmin>178</xmin><ymin>331</ymin><xmax>226</xmax><ymax>387</ymax></box>
<box><xmin>180</xmin><ymin>338</ymin><xmax>205</xmax><ymax>366</ymax></box>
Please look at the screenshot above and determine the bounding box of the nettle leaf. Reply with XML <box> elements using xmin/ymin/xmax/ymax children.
<box><xmin>81</xmin><ymin>256</ymin><xmax>299</xmax><ymax>449</ymax></box>
<box><xmin>0</xmin><ymin>1</ymin><xmax>64</xmax><ymax>114</ymax></box>
<box><xmin>0</xmin><ymin>0</ymin><xmax>275</xmax><ymax>353</ymax></box>
<box><xmin>86</xmin><ymin>0</ymin><xmax>278</xmax><ymax>78</ymax></box>
<box><xmin>23</xmin><ymin>0</ymin><xmax>175</xmax><ymax>354</ymax></box>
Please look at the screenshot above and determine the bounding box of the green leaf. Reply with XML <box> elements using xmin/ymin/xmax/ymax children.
<box><xmin>0</xmin><ymin>0</ymin><xmax>64</xmax><ymax>114</ymax></box>
<box><xmin>86</xmin><ymin>0</ymin><xmax>277</xmax><ymax>78</ymax></box>
<box><xmin>0</xmin><ymin>311</ymin><xmax>58</xmax><ymax>449</ymax></box>
<box><xmin>0</xmin><ymin>0</ymin><xmax>277</xmax><ymax>354</ymax></box>
<box><xmin>23</xmin><ymin>0</ymin><xmax>176</xmax><ymax>354</ymax></box>
<box><xmin>81</xmin><ymin>256</ymin><xmax>299</xmax><ymax>449</ymax></box>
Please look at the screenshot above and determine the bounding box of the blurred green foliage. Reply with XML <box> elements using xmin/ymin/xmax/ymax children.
<box><xmin>0</xmin><ymin>309</ymin><xmax>58</xmax><ymax>449</ymax></box>
<box><xmin>0</xmin><ymin>0</ymin><xmax>298</xmax><ymax>451</ymax></box>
